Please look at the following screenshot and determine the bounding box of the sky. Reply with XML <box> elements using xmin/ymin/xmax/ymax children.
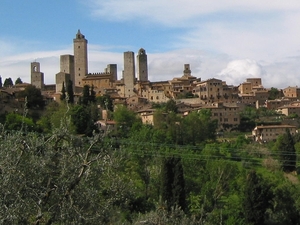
<box><xmin>1</xmin><ymin>0</ymin><xmax>300</xmax><ymax>88</ymax></box>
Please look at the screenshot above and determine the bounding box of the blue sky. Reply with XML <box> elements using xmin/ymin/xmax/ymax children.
<box><xmin>1</xmin><ymin>0</ymin><xmax>300</xmax><ymax>88</ymax></box>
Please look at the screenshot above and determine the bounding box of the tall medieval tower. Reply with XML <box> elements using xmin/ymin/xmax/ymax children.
<box><xmin>31</xmin><ymin>62</ymin><xmax>44</xmax><ymax>89</ymax></box>
<box><xmin>137</xmin><ymin>48</ymin><xmax>148</xmax><ymax>82</ymax></box>
<box><xmin>123</xmin><ymin>51</ymin><xmax>135</xmax><ymax>97</ymax></box>
<box><xmin>73</xmin><ymin>30</ymin><xmax>88</xmax><ymax>87</ymax></box>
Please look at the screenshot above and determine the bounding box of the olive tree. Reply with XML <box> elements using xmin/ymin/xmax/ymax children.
<box><xmin>0</xmin><ymin>118</ymin><xmax>136</xmax><ymax>224</ymax></box>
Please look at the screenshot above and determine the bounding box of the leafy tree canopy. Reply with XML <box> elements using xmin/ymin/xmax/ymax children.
<box><xmin>17</xmin><ymin>85</ymin><xmax>44</xmax><ymax>108</ymax></box>
<box><xmin>97</xmin><ymin>94</ymin><xmax>114</xmax><ymax>111</ymax></box>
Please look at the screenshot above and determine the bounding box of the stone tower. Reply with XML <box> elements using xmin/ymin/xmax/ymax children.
<box><xmin>123</xmin><ymin>51</ymin><xmax>135</xmax><ymax>97</ymax></box>
<box><xmin>60</xmin><ymin>55</ymin><xmax>74</xmax><ymax>77</ymax></box>
<box><xmin>106</xmin><ymin>64</ymin><xmax>118</xmax><ymax>81</ymax></box>
<box><xmin>137</xmin><ymin>48</ymin><xmax>148</xmax><ymax>82</ymax></box>
<box><xmin>183</xmin><ymin>64</ymin><xmax>191</xmax><ymax>76</ymax></box>
<box><xmin>31</xmin><ymin>62</ymin><xmax>44</xmax><ymax>89</ymax></box>
<box><xmin>73</xmin><ymin>30</ymin><xmax>88</xmax><ymax>87</ymax></box>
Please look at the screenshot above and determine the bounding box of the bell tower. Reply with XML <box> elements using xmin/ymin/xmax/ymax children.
<box><xmin>31</xmin><ymin>62</ymin><xmax>44</xmax><ymax>89</ymax></box>
<box><xmin>73</xmin><ymin>29</ymin><xmax>88</xmax><ymax>87</ymax></box>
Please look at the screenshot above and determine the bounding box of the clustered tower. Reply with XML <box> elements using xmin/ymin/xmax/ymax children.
<box><xmin>32</xmin><ymin>30</ymin><xmax>150</xmax><ymax>99</ymax></box>
<box><xmin>122</xmin><ymin>48</ymin><xmax>149</xmax><ymax>97</ymax></box>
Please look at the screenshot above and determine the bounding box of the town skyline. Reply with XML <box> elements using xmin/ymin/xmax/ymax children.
<box><xmin>1</xmin><ymin>0</ymin><xmax>300</xmax><ymax>88</ymax></box>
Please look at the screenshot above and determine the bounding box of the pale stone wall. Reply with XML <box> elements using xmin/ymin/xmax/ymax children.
<box><xmin>60</xmin><ymin>55</ymin><xmax>75</xmax><ymax>89</ymax></box>
<box><xmin>55</xmin><ymin>72</ymin><xmax>71</xmax><ymax>93</ymax></box>
<box><xmin>246</xmin><ymin>78</ymin><xmax>262</xmax><ymax>87</ymax></box>
<box><xmin>202</xmin><ymin>103</ymin><xmax>240</xmax><ymax>128</ymax></box>
<box><xmin>198</xmin><ymin>78</ymin><xmax>223</xmax><ymax>103</ymax></box>
<box><xmin>238</xmin><ymin>82</ymin><xmax>252</xmax><ymax>94</ymax></box>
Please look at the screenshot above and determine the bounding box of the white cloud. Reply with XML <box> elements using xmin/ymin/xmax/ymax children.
<box><xmin>84</xmin><ymin>0</ymin><xmax>300</xmax><ymax>26</ymax></box>
<box><xmin>218</xmin><ymin>59</ymin><xmax>266</xmax><ymax>86</ymax></box>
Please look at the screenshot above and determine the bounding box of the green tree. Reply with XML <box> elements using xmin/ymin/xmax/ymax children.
<box><xmin>66</xmin><ymin>79</ymin><xmax>74</xmax><ymax>104</ymax></box>
<box><xmin>60</xmin><ymin>81</ymin><xmax>66</xmax><ymax>101</ymax></box>
<box><xmin>5</xmin><ymin>112</ymin><xmax>36</xmax><ymax>132</ymax></box>
<box><xmin>15</xmin><ymin>77</ymin><xmax>23</xmax><ymax>84</ymax></box>
<box><xmin>0</xmin><ymin>76</ymin><xmax>2</xmax><ymax>88</ymax></box>
<box><xmin>274</xmin><ymin>129</ymin><xmax>296</xmax><ymax>172</ymax></box>
<box><xmin>164</xmin><ymin>99</ymin><xmax>178</xmax><ymax>113</ymax></box>
<box><xmin>97</xmin><ymin>94</ymin><xmax>114</xmax><ymax>112</ymax></box>
<box><xmin>3</xmin><ymin>77</ymin><xmax>13</xmax><ymax>87</ymax></box>
<box><xmin>113</xmin><ymin>105</ymin><xmax>140</xmax><ymax>136</ymax></box>
<box><xmin>37</xmin><ymin>101</ymin><xmax>60</xmax><ymax>133</ymax></box>
<box><xmin>268</xmin><ymin>87</ymin><xmax>283</xmax><ymax>100</ymax></box>
<box><xmin>17</xmin><ymin>85</ymin><xmax>44</xmax><ymax>108</ymax></box>
<box><xmin>243</xmin><ymin>170</ymin><xmax>271</xmax><ymax>225</ymax></box>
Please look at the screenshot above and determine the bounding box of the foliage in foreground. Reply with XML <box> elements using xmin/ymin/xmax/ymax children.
<box><xmin>1</xmin><ymin>108</ymin><xmax>300</xmax><ymax>224</ymax></box>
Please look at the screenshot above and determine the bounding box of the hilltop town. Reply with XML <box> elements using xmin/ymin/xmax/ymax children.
<box><xmin>2</xmin><ymin>31</ymin><xmax>300</xmax><ymax>224</ymax></box>
<box><xmin>1</xmin><ymin>30</ymin><xmax>300</xmax><ymax>141</ymax></box>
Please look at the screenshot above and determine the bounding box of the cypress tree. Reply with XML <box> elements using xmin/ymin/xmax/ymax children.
<box><xmin>66</xmin><ymin>80</ymin><xmax>74</xmax><ymax>104</ymax></box>
<box><xmin>161</xmin><ymin>156</ymin><xmax>186</xmax><ymax>211</ymax></box>
<box><xmin>60</xmin><ymin>82</ymin><xmax>66</xmax><ymax>101</ymax></box>
<box><xmin>15</xmin><ymin>77</ymin><xmax>23</xmax><ymax>84</ymax></box>
<box><xmin>4</xmin><ymin>77</ymin><xmax>13</xmax><ymax>87</ymax></box>
<box><xmin>161</xmin><ymin>157</ymin><xmax>174</xmax><ymax>211</ymax></box>
<box><xmin>280</xmin><ymin>129</ymin><xmax>296</xmax><ymax>172</ymax></box>
<box><xmin>243</xmin><ymin>170</ymin><xmax>271</xmax><ymax>225</ymax></box>
<box><xmin>172</xmin><ymin>157</ymin><xmax>186</xmax><ymax>212</ymax></box>
<box><xmin>82</xmin><ymin>85</ymin><xmax>90</xmax><ymax>105</ymax></box>
<box><xmin>90</xmin><ymin>84</ymin><xmax>96</xmax><ymax>103</ymax></box>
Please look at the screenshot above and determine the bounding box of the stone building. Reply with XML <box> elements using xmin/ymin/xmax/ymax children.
<box><xmin>283</xmin><ymin>86</ymin><xmax>300</xmax><ymax>100</ymax></box>
<box><xmin>196</xmin><ymin>78</ymin><xmax>239</xmax><ymax>104</ymax></box>
<box><xmin>252</xmin><ymin>125</ymin><xmax>297</xmax><ymax>142</ymax></box>
<box><xmin>201</xmin><ymin>102</ymin><xmax>241</xmax><ymax>130</ymax></box>
<box><xmin>277</xmin><ymin>102</ymin><xmax>300</xmax><ymax>117</ymax></box>
<box><xmin>265</xmin><ymin>98</ymin><xmax>291</xmax><ymax>110</ymax></box>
